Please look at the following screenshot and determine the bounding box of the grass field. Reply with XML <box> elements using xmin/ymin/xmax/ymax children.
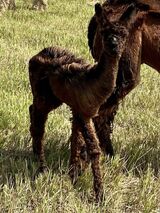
<box><xmin>0</xmin><ymin>0</ymin><xmax>160</xmax><ymax>212</ymax></box>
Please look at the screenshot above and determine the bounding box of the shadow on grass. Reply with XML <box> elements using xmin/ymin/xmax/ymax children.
<box><xmin>0</xmin><ymin>131</ymin><xmax>159</xmax><ymax>190</ymax></box>
<box><xmin>0</xmin><ymin>136</ymin><xmax>70</xmax><ymax>187</ymax></box>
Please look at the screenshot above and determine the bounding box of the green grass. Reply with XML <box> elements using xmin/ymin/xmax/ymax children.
<box><xmin>0</xmin><ymin>0</ymin><xmax>160</xmax><ymax>212</ymax></box>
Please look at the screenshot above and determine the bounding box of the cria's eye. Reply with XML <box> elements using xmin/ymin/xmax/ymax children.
<box><xmin>107</xmin><ymin>35</ymin><xmax>118</xmax><ymax>47</ymax></box>
<box><xmin>112</xmin><ymin>36</ymin><xmax>118</xmax><ymax>43</ymax></box>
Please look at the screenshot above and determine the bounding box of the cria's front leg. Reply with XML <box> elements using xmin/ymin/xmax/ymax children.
<box><xmin>80</xmin><ymin>118</ymin><xmax>103</xmax><ymax>202</ymax></box>
<box><xmin>69</xmin><ymin>115</ymin><xmax>90</xmax><ymax>184</ymax></box>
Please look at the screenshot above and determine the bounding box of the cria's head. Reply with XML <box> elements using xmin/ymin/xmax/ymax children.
<box><xmin>94</xmin><ymin>3</ymin><xmax>141</xmax><ymax>56</ymax></box>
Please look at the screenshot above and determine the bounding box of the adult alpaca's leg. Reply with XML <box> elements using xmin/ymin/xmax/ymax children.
<box><xmin>80</xmin><ymin>117</ymin><xmax>103</xmax><ymax>202</ymax></box>
<box><xmin>93</xmin><ymin>99</ymin><xmax>118</xmax><ymax>157</ymax></box>
<box><xmin>69</xmin><ymin>114</ymin><xmax>90</xmax><ymax>184</ymax></box>
<box><xmin>95</xmin><ymin>86</ymin><xmax>140</xmax><ymax>157</ymax></box>
<box><xmin>94</xmin><ymin>114</ymin><xmax>114</xmax><ymax>157</ymax></box>
<box><xmin>94</xmin><ymin>62</ymin><xmax>141</xmax><ymax>157</ymax></box>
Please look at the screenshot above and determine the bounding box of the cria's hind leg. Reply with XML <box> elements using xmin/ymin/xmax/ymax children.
<box><xmin>80</xmin><ymin>117</ymin><xmax>103</xmax><ymax>202</ymax></box>
<box><xmin>29</xmin><ymin>103</ymin><xmax>50</xmax><ymax>173</ymax></box>
<box><xmin>29</xmin><ymin>68</ymin><xmax>62</xmax><ymax>174</ymax></box>
<box><xmin>29</xmin><ymin>96</ymin><xmax>61</xmax><ymax>174</ymax></box>
<box><xmin>69</xmin><ymin>115</ymin><xmax>90</xmax><ymax>184</ymax></box>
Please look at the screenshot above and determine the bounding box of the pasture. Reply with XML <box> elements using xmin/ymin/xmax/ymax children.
<box><xmin>0</xmin><ymin>0</ymin><xmax>160</xmax><ymax>212</ymax></box>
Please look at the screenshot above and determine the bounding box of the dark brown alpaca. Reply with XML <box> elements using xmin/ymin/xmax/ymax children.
<box><xmin>87</xmin><ymin>0</ymin><xmax>160</xmax><ymax>157</ymax></box>
<box><xmin>29</xmin><ymin>4</ymin><xmax>137</xmax><ymax>201</ymax></box>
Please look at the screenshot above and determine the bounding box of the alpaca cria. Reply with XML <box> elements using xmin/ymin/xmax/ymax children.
<box><xmin>87</xmin><ymin>0</ymin><xmax>160</xmax><ymax>157</ymax></box>
<box><xmin>29</xmin><ymin>4</ymin><xmax>139</xmax><ymax>201</ymax></box>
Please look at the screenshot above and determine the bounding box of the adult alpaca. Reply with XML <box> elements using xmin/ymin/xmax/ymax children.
<box><xmin>87</xmin><ymin>0</ymin><xmax>160</xmax><ymax>157</ymax></box>
<box><xmin>29</xmin><ymin>4</ymin><xmax>138</xmax><ymax>201</ymax></box>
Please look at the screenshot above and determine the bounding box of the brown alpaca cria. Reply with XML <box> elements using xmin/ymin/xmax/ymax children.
<box><xmin>87</xmin><ymin>0</ymin><xmax>160</xmax><ymax>158</ymax></box>
<box><xmin>29</xmin><ymin>46</ymin><xmax>111</xmax><ymax>201</ymax></box>
<box><xmin>29</xmin><ymin>4</ymin><xmax>138</xmax><ymax>201</ymax></box>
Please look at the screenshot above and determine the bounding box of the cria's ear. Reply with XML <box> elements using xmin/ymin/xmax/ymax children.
<box><xmin>119</xmin><ymin>3</ymin><xmax>140</xmax><ymax>28</ymax></box>
<box><xmin>95</xmin><ymin>3</ymin><xmax>102</xmax><ymax>17</ymax></box>
<box><xmin>119</xmin><ymin>4</ymin><xmax>137</xmax><ymax>23</ymax></box>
